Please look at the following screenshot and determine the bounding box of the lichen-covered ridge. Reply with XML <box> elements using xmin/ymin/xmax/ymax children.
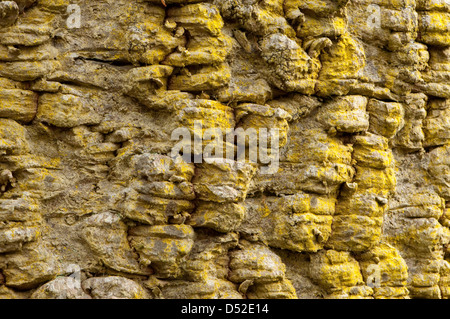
<box><xmin>0</xmin><ymin>0</ymin><xmax>449</xmax><ymax>299</ymax></box>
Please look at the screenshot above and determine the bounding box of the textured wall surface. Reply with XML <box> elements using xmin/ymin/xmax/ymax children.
<box><xmin>0</xmin><ymin>0</ymin><xmax>450</xmax><ymax>299</ymax></box>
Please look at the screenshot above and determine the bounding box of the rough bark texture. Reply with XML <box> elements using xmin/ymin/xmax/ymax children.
<box><xmin>0</xmin><ymin>0</ymin><xmax>450</xmax><ymax>299</ymax></box>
